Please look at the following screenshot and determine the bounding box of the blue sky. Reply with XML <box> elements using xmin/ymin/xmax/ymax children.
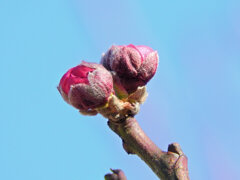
<box><xmin>0</xmin><ymin>0</ymin><xmax>240</xmax><ymax>179</ymax></box>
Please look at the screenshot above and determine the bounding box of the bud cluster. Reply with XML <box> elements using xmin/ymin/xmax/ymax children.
<box><xmin>58</xmin><ymin>44</ymin><xmax>159</xmax><ymax>121</ymax></box>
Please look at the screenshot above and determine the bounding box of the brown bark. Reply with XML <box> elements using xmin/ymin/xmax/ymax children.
<box><xmin>105</xmin><ymin>117</ymin><xmax>189</xmax><ymax>180</ymax></box>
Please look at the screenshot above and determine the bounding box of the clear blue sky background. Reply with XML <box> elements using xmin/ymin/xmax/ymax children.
<box><xmin>1</xmin><ymin>0</ymin><xmax>240</xmax><ymax>179</ymax></box>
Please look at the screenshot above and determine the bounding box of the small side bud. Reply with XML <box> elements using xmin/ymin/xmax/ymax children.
<box><xmin>105</xmin><ymin>169</ymin><xmax>127</xmax><ymax>180</ymax></box>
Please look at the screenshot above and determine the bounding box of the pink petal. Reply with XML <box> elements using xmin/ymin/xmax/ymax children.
<box><xmin>59</xmin><ymin>65</ymin><xmax>94</xmax><ymax>94</ymax></box>
<box><xmin>71</xmin><ymin>65</ymin><xmax>94</xmax><ymax>78</ymax></box>
<box><xmin>135</xmin><ymin>45</ymin><xmax>154</xmax><ymax>60</ymax></box>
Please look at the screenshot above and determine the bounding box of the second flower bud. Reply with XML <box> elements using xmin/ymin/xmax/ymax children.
<box><xmin>101</xmin><ymin>44</ymin><xmax>159</xmax><ymax>94</ymax></box>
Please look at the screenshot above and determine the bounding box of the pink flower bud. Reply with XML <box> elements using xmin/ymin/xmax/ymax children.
<box><xmin>101</xmin><ymin>44</ymin><xmax>158</xmax><ymax>93</ymax></box>
<box><xmin>58</xmin><ymin>61</ymin><xmax>113</xmax><ymax>111</ymax></box>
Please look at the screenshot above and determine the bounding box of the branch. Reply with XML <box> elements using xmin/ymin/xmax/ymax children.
<box><xmin>106</xmin><ymin>117</ymin><xmax>189</xmax><ymax>180</ymax></box>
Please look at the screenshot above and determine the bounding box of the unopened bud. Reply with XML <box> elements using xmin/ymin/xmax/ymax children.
<box><xmin>101</xmin><ymin>44</ymin><xmax>158</xmax><ymax>93</ymax></box>
<box><xmin>58</xmin><ymin>61</ymin><xmax>113</xmax><ymax>113</ymax></box>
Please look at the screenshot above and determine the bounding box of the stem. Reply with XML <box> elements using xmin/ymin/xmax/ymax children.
<box><xmin>107</xmin><ymin>117</ymin><xmax>189</xmax><ymax>180</ymax></box>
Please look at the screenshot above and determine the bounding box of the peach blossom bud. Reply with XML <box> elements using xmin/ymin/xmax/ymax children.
<box><xmin>101</xmin><ymin>44</ymin><xmax>158</xmax><ymax>93</ymax></box>
<box><xmin>58</xmin><ymin>61</ymin><xmax>113</xmax><ymax>112</ymax></box>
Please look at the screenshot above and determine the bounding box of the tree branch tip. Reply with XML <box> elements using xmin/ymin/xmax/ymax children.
<box><xmin>105</xmin><ymin>169</ymin><xmax>127</xmax><ymax>180</ymax></box>
<box><xmin>168</xmin><ymin>142</ymin><xmax>184</xmax><ymax>156</ymax></box>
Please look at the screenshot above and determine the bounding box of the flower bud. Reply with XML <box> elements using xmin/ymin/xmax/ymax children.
<box><xmin>58</xmin><ymin>61</ymin><xmax>113</xmax><ymax>112</ymax></box>
<box><xmin>101</xmin><ymin>44</ymin><xmax>158</xmax><ymax>93</ymax></box>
